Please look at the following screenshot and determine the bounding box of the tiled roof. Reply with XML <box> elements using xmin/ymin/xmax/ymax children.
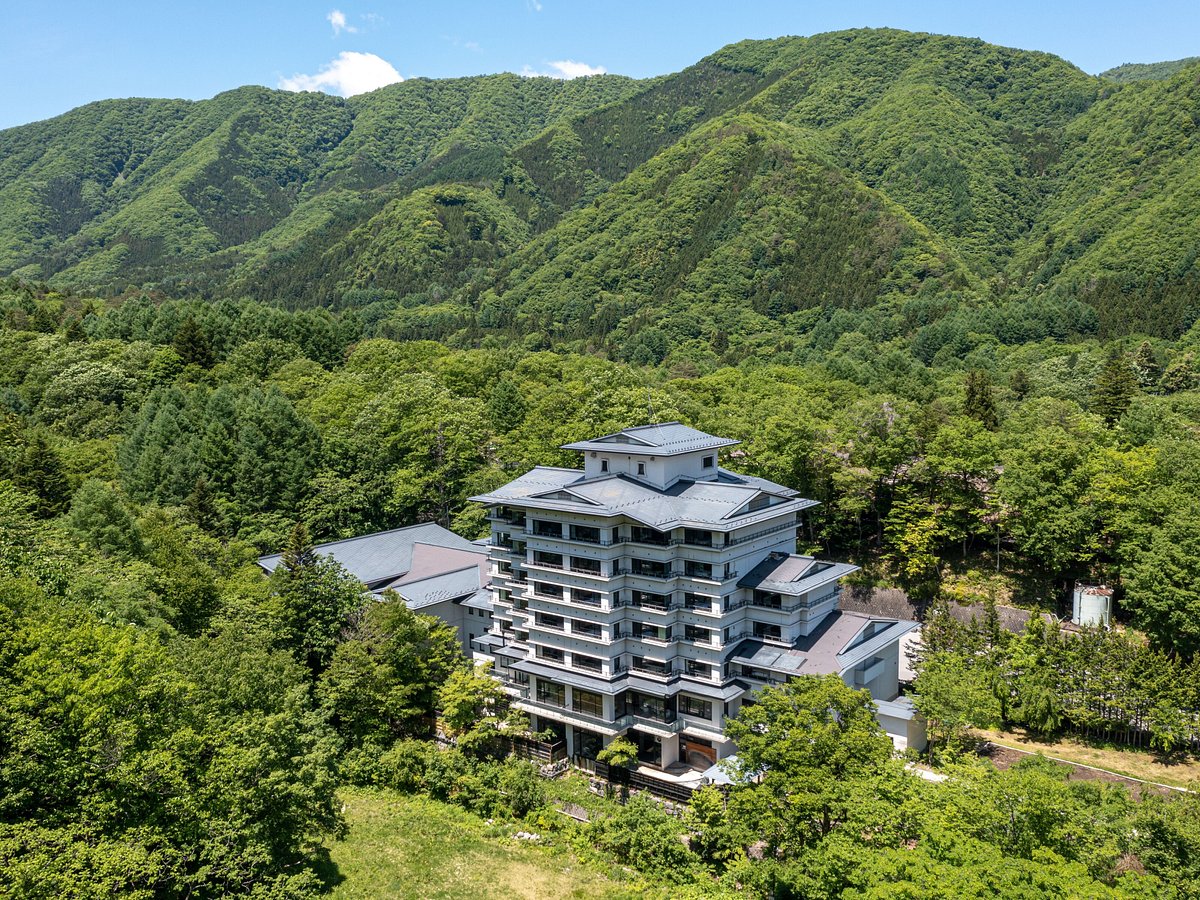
<box><xmin>738</xmin><ymin>552</ymin><xmax>859</xmax><ymax>595</ymax></box>
<box><xmin>561</xmin><ymin>422</ymin><xmax>739</xmax><ymax>456</ymax></box>
<box><xmin>471</xmin><ymin>467</ymin><xmax>815</xmax><ymax>530</ymax></box>
<box><xmin>730</xmin><ymin>611</ymin><xmax>917</xmax><ymax>677</ymax></box>
<box><xmin>383</xmin><ymin>565</ymin><xmax>484</xmax><ymax>610</ymax></box>
<box><xmin>258</xmin><ymin>522</ymin><xmax>483</xmax><ymax>591</ymax></box>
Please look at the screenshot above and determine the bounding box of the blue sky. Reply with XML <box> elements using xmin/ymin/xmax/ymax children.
<box><xmin>2</xmin><ymin>1</ymin><xmax>1198</xmax><ymax>129</ymax></box>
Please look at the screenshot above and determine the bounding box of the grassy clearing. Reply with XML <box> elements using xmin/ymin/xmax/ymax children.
<box><xmin>974</xmin><ymin>727</ymin><xmax>1200</xmax><ymax>790</ymax></box>
<box><xmin>324</xmin><ymin>788</ymin><xmax>639</xmax><ymax>900</ymax></box>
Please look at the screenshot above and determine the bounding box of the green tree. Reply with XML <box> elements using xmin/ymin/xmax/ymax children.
<box><xmin>436</xmin><ymin>662</ymin><xmax>522</xmax><ymax>759</ymax></box>
<box><xmin>67</xmin><ymin>479</ymin><xmax>144</xmax><ymax>558</ymax></box>
<box><xmin>1132</xmin><ymin>340</ymin><xmax>1161</xmax><ymax>389</ymax></box>
<box><xmin>963</xmin><ymin>369</ymin><xmax>998</xmax><ymax>429</ymax></box>
<box><xmin>724</xmin><ymin>675</ymin><xmax>896</xmax><ymax>854</ymax></box>
<box><xmin>913</xmin><ymin>651</ymin><xmax>1001</xmax><ymax>754</ymax></box>
<box><xmin>271</xmin><ymin>522</ymin><xmax>365</xmax><ymax>674</ymax></box>
<box><xmin>1123</xmin><ymin>512</ymin><xmax>1200</xmax><ymax>660</ymax></box>
<box><xmin>13</xmin><ymin>432</ymin><xmax>71</xmax><ymax>518</ymax></box>
<box><xmin>487</xmin><ymin>376</ymin><xmax>527</xmax><ymax>431</ymax></box>
<box><xmin>1091</xmin><ymin>349</ymin><xmax>1139</xmax><ymax>425</ymax></box>
<box><xmin>172</xmin><ymin>314</ymin><xmax>214</xmax><ymax>368</ymax></box>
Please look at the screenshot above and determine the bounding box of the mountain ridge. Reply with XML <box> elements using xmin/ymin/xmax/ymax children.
<box><xmin>2</xmin><ymin>28</ymin><xmax>1199</xmax><ymax>348</ymax></box>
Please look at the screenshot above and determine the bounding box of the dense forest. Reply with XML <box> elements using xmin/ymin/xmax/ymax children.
<box><xmin>2</xmin><ymin>29</ymin><xmax>1200</xmax><ymax>353</ymax></box>
<box><xmin>3</xmin><ymin>25</ymin><xmax>1200</xmax><ymax>899</ymax></box>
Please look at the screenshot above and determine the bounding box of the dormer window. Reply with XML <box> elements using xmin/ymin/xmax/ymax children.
<box><xmin>702</xmin><ymin>455</ymin><xmax>714</xmax><ymax>469</ymax></box>
<box><xmin>637</xmin><ymin>462</ymin><xmax>646</xmax><ymax>475</ymax></box>
<box><xmin>600</xmin><ymin>459</ymin><xmax>609</xmax><ymax>473</ymax></box>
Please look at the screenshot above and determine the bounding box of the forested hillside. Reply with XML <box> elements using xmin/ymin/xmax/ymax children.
<box><xmin>4</xmin><ymin>27</ymin><xmax>1200</xmax><ymax>898</ymax></box>
<box><xmin>3</xmin><ymin>29</ymin><xmax>1200</xmax><ymax>354</ymax></box>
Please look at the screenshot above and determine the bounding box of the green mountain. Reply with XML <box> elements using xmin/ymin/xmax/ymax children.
<box><xmin>3</xmin><ymin>28</ymin><xmax>1199</xmax><ymax>343</ymax></box>
<box><xmin>1101</xmin><ymin>57</ymin><xmax>1200</xmax><ymax>82</ymax></box>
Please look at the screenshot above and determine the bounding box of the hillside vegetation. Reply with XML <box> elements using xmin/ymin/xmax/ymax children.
<box><xmin>3</xmin><ymin>29</ymin><xmax>1200</xmax><ymax>355</ymax></box>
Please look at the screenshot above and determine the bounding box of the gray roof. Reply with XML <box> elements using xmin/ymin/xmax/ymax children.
<box><xmin>383</xmin><ymin>565</ymin><xmax>484</xmax><ymax>610</ymax></box>
<box><xmin>471</xmin><ymin>467</ymin><xmax>815</xmax><ymax>530</ymax></box>
<box><xmin>561</xmin><ymin>422</ymin><xmax>739</xmax><ymax>457</ymax></box>
<box><xmin>258</xmin><ymin>522</ymin><xmax>482</xmax><ymax>590</ymax></box>
<box><xmin>731</xmin><ymin>611</ymin><xmax>918</xmax><ymax>677</ymax></box>
<box><xmin>739</xmin><ymin>552</ymin><xmax>859</xmax><ymax>595</ymax></box>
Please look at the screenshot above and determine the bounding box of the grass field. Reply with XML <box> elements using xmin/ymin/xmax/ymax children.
<box><xmin>974</xmin><ymin>727</ymin><xmax>1200</xmax><ymax>790</ymax></box>
<box><xmin>323</xmin><ymin>789</ymin><xmax>639</xmax><ymax>899</ymax></box>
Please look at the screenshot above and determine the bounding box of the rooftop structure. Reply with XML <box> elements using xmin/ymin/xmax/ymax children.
<box><xmin>471</xmin><ymin>423</ymin><xmax>923</xmax><ymax>770</ymax></box>
<box><xmin>257</xmin><ymin>522</ymin><xmax>493</xmax><ymax>653</ymax></box>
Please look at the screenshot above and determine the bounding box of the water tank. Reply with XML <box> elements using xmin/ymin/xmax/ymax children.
<box><xmin>1072</xmin><ymin>584</ymin><xmax>1113</xmax><ymax>628</ymax></box>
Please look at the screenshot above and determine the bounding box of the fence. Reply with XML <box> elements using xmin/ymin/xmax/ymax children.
<box><xmin>569</xmin><ymin>754</ymin><xmax>699</xmax><ymax>805</ymax></box>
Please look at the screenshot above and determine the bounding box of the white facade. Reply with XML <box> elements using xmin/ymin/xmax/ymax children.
<box><xmin>471</xmin><ymin>424</ymin><xmax>918</xmax><ymax>768</ymax></box>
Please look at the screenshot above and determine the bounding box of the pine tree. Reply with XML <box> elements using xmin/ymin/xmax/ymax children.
<box><xmin>173</xmin><ymin>315</ymin><xmax>214</xmax><ymax>368</ymax></box>
<box><xmin>1009</xmin><ymin>368</ymin><xmax>1031</xmax><ymax>400</ymax></box>
<box><xmin>14</xmin><ymin>433</ymin><xmax>71</xmax><ymax>518</ymax></box>
<box><xmin>487</xmin><ymin>377</ymin><xmax>526</xmax><ymax>431</ymax></box>
<box><xmin>68</xmin><ymin>479</ymin><xmax>144</xmax><ymax>558</ymax></box>
<box><xmin>281</xmin><ymin>521</ymin><xmax>316</xmax><ymax>572</ymax></box>
<box><xmin>963</xmin><ymin>370</ymin><xmax>998</xmax><ymax>429</ymax></box>
<box><xmin>1092</xmin><ymin>349</ymin><xmax>1139</xmax><ymax>425</ymax></box>
<box><xmin>184</xmin><ymin>476</ymin><xmax>220</xmax><ymax>532</ymax></box>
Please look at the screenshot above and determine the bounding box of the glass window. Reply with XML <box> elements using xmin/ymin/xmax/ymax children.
<box><xmin>571</xmin><ymin>556</ymin><xmax>601</xmax><ymax>574</ymax></box>
<box><xmin>679</xmin><ymin>695</ymin><xmax>713</xmax><ymax>719</ymax></box>
<box><xmin>572</xmin><ymin>689</ymin><xmax>604</xmax><ymax>717</ymax></box>
<box><xmin>536</xmin><ymin>680</ymin><xmax>565</xmax><ymax>706</ymax></box>
<box><xmin>685</xmin><ymin>624</ymin><xmax>712</xmax><ymax>644</ymax></box>
<box><xmin>572</xmin><ymin>588</ymin><xmax>602</xmax><ymax>607</ymax></box>
<box><xmin>538</xmin><ymin>646</ymin><xmax>564</xmax><ymax>662</ymax></box>
<box><xmin>531</xmin><ymin>519</ymin><xmax>562</xmax><ymax>538</ymax></box>
<box><xmin>702</xmin><ymin>455</ymin><xmax>715</xmax><ymax>469</ymax></box>
<box><xmin>685</xmin><ymin>560</ymin><xmax>713</xmax><ymax>579</ymax></box>
<box><xmin>683</xmin><ymin>528</ymin><xmax>713</xmax><ymax>547</ymax></box>
<box><xmin>685</xmin><ymin>659</ymin><xmax>712</xmax><ymax>678</ymax></box>
<box><xmin>571</xmin><ymin>524</ymin><xmax>602</xmax><ymax>544</ymax></box>
<box><xmin>533</xmin><ymin>582</ymin><xmax>563</xmax><ymax>599</ymax></box>
<box><xmin>753</xmin><ymin>622</ymin><xmax>782</xmax><ymax>641</ymax></box>
<box><xmin>573</xmin><ymin>654</ymin><xmax>603</xmax><ymax>672</ymax></box>
<box><xmin>535</xmin><ymin>613</ymin><xmax>564</xmax><ymax>630</ymax></box>
<box><xmin>637</xmin><ymin>462</ymin><xmax>646</xmax><ymax>475</ymax></box>
<box><xmin>573</xmin><ymin>619</ymin><xmax>602</xmax><ymax>638</ymax></box>
<box><xmin>600</xmin><ymin>459</ymin><xmax>609</xmax><ymax>472</ymax></box>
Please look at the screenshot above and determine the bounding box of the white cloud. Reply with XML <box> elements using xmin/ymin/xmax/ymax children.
<box><xmin>328</xmin><ymin>9</ymin><xmax>357</xmax><ymax>35</ymax></box>
<box><xmin>526</xmin><ymin>0</ymin><xmax>543</xmax><ymax>11</ymax></box>
<box><xmin>521</xmin><ymin>59</ymin><xmax>607</xmax><ymax>79</ymax></box>
<box><xmin>280</xmin><ymin>51</ymin><xmax>402</xmax><ymax>96</ymax></box>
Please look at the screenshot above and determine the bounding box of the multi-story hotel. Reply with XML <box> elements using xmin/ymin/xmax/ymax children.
<box><xmin>472</xmin><ymin>423</ymin><xmax>921</xmax><ymax>771</ymax></box>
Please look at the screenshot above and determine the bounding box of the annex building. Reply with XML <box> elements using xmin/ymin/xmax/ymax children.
<box><xmin>257</xmin><ymin>522</ymin><xmax>494</xmax><ymax>655</ymax></box>
<box><xmin>471</xmin><ymin>423</ymin><xmax>923</xmax><ymax>773</ymax></box>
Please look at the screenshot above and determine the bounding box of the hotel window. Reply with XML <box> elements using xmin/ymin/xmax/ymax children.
<box><xmin>600</xmin><ymin>459</ymin><xmax>609</xmax><ymax>473</ymax></box>
<box><xmin>536</xmin><ymin>680</ymin><xmax>565</xmax><ymax>706</ymax></box>
<box><xmin>533</xmin><ymin>582</ymin><xmax>563</xmax><ymax>599</ymax></box>
<box><xmin>753</xmin><ymin>622</ymin><xmax>782</xmax><ymax>641</ymax></box>
<box><xmin>679</xmin><ymin>695</ymin><xmax>713</xmax><ymax>719</ymax></box>
<box><xmin>572</xmin><ymin>689</ymin><xmax>604</xmax><ymax>717</ymax></box>
<box><xmin>538</xmin><ymin>646</ymin><xmax>565</xmax><ymax>663</ymax></box>
<box><xmin>573</xmin><ymin>619</ymin><xmax>602</xmax><ymax>638</ymax></box>
<box><xmin>572</xmin><ymin>588</ymin><xmax>602</xmax><ymax>607</ymax></box>
<box><xmin>637</xmin><ymin>462</ymin><xmax>646</xmax><ymax>475</ymax></box>
<box><xmin>573</xmin><ymin>654</ymin><xmax>603</xmax><ymax>673</ymax></box>
<box><xmin>685</xmin><ymin>624</ymin><xmax>712</xmax><ymax>644</ymax></box>
<box><xmin>570</xmin><ymin>524</ymin><xmax>602</xmax><ymax>544</ymax></box>
<box><xmin>685</xmin><ymin>560</ymin><xmax>713</xmax><ymax>579</ymax></box>
<box><xmin>685</xmin><ymin>659</ymin><xmax>713</xmax><ymax>679</ymax></box>
<box><xmin>571</xmin><ymin>556</ymin><xmax>602</xmax><ymax>575</ymax></box>
<box><xmin>535</xmin><ymin>613</ymin><xmax>564</xmax><ymax>631</ymax></box>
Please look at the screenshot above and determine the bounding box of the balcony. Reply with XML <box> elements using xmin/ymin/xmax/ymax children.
<box><xmin>725</xmin><ymin>518</ymin><xmax>798</xmax><ymax>547</ymax></box>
